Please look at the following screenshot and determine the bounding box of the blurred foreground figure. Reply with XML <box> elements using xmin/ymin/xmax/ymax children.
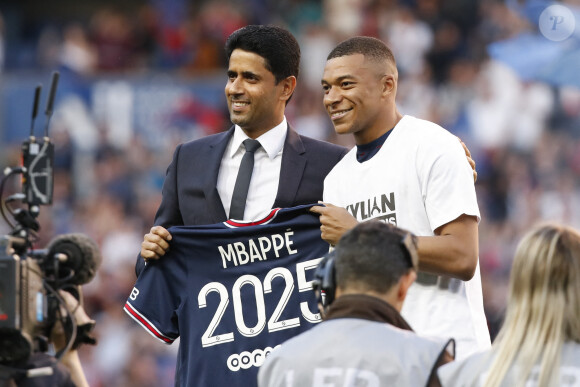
<box><xmin>259</xmin><ymin>221</ymin><xmax>454</xmax><ymax>387</ymax></box>
<box><xmin>438</xmin><ymin>222</ymin><xmax>580</xmax><ymax>387</ymax></box>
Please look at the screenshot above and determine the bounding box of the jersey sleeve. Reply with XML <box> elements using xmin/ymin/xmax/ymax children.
<box><xmin>124</xmin><ymin>248</ymin><xmax>186</xmax><ymax>344</ymax></box>
<box><xmin>420</xmin><ymin>135</ymin><xmax>480</xmax><ymax>231</ymax></box>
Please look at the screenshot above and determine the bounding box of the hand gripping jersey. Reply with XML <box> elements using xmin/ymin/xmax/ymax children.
<box><xmin>124</xmin><ymin>204</ymin><xmax>329</xmax><ymax>387</ymax></box>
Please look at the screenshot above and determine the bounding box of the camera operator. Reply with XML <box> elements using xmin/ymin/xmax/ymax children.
<box><xmin>1</xmin><ymin>288</ymin><xmax>93</xmax><ymax>387</ymax></box>
<box><xmin>0</xmin><ymin>72</ymin><xmax>96</xmax><ymax>387</ymax></box>
<box><xmin>258</xmin><ymin>221</ymin><xmax>454</xmax><ymax>387</ymax></box>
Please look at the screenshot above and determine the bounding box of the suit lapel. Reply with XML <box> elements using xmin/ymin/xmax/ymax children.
<box><xmin>273</xmin><ymin>124</ymin><xmax>306</xmax><ymax>208</ymax></box>
<box><xmin>203</xmin><ymin>127</ymin><xmax>234</xmax><ymax>222</ymax></box>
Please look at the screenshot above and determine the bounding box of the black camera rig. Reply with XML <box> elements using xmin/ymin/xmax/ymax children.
<box><xmin>0</xmin><ymin>72</ymin><xmax>100</xmax><ymax>382</ymax></box>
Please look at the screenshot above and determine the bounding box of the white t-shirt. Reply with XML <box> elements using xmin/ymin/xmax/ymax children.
<box><xmin>323</xmin><ymin>115</ymin><xmax>491</xmax><ymax>359</ymax></box>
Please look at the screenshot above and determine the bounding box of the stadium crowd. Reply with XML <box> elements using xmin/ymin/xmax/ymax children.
<box><xmin>1</xmin><ymin>0</ymin><xmax>579</xmax><ymax>385</ymax></box>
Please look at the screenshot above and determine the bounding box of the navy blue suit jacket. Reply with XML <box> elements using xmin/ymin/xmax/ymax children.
<box><xmin>154</xmin><ymin>124</ymin><xmax>347</xmax><ymax>227</ymax></box>
<box><xmin>135</xmin><ymin>125</ymin><xmax>347</xmax><ymax>274</ymax></box>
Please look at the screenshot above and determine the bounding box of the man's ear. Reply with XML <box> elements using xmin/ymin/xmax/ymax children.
<box><xmin>397</xmin><ymin>270</ymin><xmax>417</xmax><ymax>303</ymax></box>
<box><xmin>382</xmin><ymin>74</ymin><xmax>396</xmax><ymax>96</ymax></box>
<box><xmin>280</xmin><ymin>76</ymin><xmax>297</xmax><ymax>102</ymax></box>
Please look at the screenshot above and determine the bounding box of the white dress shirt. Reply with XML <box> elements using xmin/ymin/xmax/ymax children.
<box><xmin>217</xmin><ymin>117</ymin><xmax>287</xmax><ymax>221</ymax></box>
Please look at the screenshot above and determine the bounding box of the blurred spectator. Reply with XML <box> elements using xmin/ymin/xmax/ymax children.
<box><xmin>89</xmin><ymin>8</ymin><xmax>139</xmax><ymax>71</ymax></box>
<box><xmin>259</xmin><ymin>222</ymin><xmax>454</xmax><ymax>387</ymax></box>
<box><xmin>381</xmin><ymin>6</ymin><xmax>433</xmax><ymax>78</ymax></box>
<box><xmin>59</xmin><ymin>23</ymin><xmax>97</xmax><ymax>76</ymax></box>
<box><xmin>132</xmin><ymin>4</ymin><xmax>160</xmax><ymax>68</ymax></box>
<box><xmin>0</xmin><ymin>11</ymin><xmax>5</xmax><ymax>73</ymax></box>
<box><xmin>297</xmin><ymin>23</ymin><xmax>336</xmax><ymax>90</ymax></box>
<box><xmin>466</xmin><ymin>59</ymin><xmax>522</xmax><ymax>151</ymax></box>
<box><xmin>552</xmin><ymin>86</ymin><xmax>580</xmax><ymax>137</ymax></box>
<box><xmin>323</xmin><ymin>0</ymin><xmax>364</xmax><ymax>38</ymax></box>
<box><xmin>426</xmin><ymin>20</ymin><xmax>465</xmax><ymax>84</ymax></box>
<box><xmin>397</xmin><ymin>65</ymin><xmax>437</xmax><ymax>121</ymax></box>
<box><xmin>438</xmin><ymin>222</ymin><xmax>580</xmax><ymax>386</ymax></box>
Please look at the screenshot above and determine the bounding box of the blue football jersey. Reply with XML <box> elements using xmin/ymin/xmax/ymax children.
<box><xmin>125</xmin><ymin>204</ymin><xmax>329</xmax><ymax>387</ymax></box>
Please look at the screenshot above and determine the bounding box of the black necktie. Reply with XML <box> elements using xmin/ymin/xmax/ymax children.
<box><xmin>229</xmin><ymin>139</ymin><xmax>261</xmax><ymax>220</ymax></box>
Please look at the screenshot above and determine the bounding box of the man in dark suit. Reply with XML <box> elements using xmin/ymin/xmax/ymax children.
<box><xmin>138</xmin><ymin>25</ymin><xmax>348</xmax><ymax>265</ymax></box>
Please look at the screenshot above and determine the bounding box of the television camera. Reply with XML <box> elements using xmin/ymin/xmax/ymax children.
<box><xmin>0</xmin><ymin>72</ymin><xmax>101</xmax><ymax>380</ymax></box>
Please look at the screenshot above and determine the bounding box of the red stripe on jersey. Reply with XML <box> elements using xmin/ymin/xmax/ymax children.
<box><xmin>124</xmin><ymin>302</ymin><xmax>174</xmax><ymax>344</ymax></box>
<box><xmin>225</xmin><ymin>208</ymin><xmax>281</xmax><ymax>228</ymax></box>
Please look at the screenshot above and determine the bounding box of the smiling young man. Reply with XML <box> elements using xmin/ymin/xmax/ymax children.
<box><xmin>310</xmin><ymin>36</ymin><xmax>491</xmax><ymax>360</ymax></box>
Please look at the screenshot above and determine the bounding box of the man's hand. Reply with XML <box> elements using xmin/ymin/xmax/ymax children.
<box><xmin>310</xmin><ymin>203</ymin><xmax>358</xmax><ymax>246</ymax></box>
<box><xmin>141</xmin><ymin>226</ymin><xmax>172</xmax><ymax>261</ymax></box>
<box><xmin>51</xmin><ymin>289</ymin><xmax>95</xmax><ymax>352</ymax></box>
<box><xmin>459</xmin><ymin>138</ymin><xmax>477</xmax><ymax>183</ymax></box>
<box><xmin>50</xmin><ymin>289</ymin><xmax>92</xmax><ymax>387</ymax></box>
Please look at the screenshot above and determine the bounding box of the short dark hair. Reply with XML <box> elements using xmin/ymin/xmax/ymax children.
<box><xmin>327</xmin><ymin>36</ymin><xmax>396</xmax><ymax>66</ymax></box>
<box><xmin>334</xmin><ymin>221</ymin><xmax>417</xmax><ymax>294</ymax></box>
<box><xmin>225</xmin><ymin>24</ymin><xmax>300</xmax><ymax>84</ymax></box>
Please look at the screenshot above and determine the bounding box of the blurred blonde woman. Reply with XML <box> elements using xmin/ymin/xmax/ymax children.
<box><xmin>438</xmin><ymin>222</ymin><xmax>580</xmax><ymax>387</ymax></box>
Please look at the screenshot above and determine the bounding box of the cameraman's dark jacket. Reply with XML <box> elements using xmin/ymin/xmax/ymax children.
<box><xmin>3</xmin><ymin>353</ymin><xmax>75</xmax><ymax>387</ymax></box>
<box><xmin>258</xmin><ymin>294</ymin><xmax>454</xmax><ymax>387</ymax></box>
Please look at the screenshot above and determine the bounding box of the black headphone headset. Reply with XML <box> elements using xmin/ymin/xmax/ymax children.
<box><xmin>311</xmin><ymin>232</ymin><xmax>418</xmax><ymax>315</ymax></box>
<box><xmin>312</xmin><ymin>250</ymin><xmax>337</xmax><ymax>314</ymax></box>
